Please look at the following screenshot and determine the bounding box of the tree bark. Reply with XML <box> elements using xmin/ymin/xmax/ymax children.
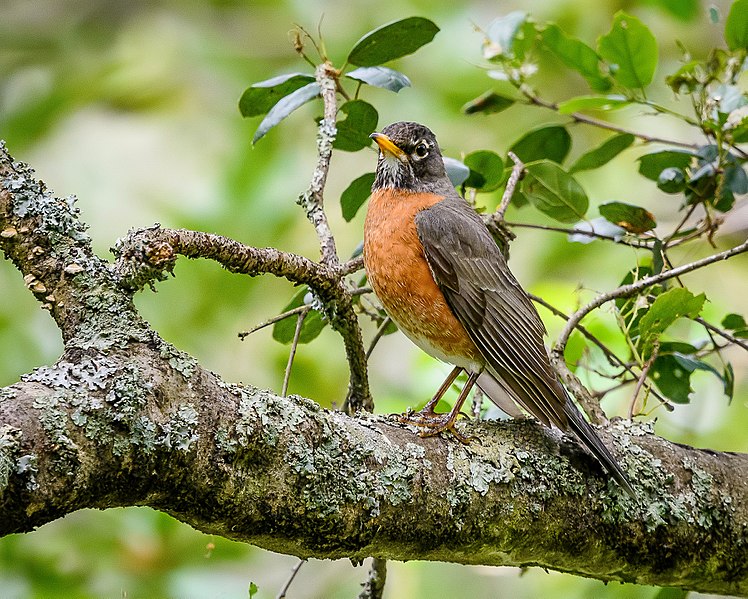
<box><xmin>1</xmin><ymin>141</ymin><xmax>747</xmax><ymax>597</ymax></box>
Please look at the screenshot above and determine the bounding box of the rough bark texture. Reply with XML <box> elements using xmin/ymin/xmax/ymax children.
<box><xmin>1</xmin><ymin>141</ymin><xmax>748</xmax><ymax>597</ymax></box>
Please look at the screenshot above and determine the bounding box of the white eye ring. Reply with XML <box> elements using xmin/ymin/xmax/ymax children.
<box><xmin>413</xmin><ymin>141</ymin><xmax>429</xmax><ymax>159</ymax></box>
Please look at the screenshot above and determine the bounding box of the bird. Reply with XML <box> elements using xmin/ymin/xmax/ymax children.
<box><xmin>363</xmin><ymin>121</ymin><xmax>634</xmax><ymax>496</ymax></box>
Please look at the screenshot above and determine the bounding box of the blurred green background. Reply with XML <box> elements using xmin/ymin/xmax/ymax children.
<box><xmin>1</xmin><ymin>0</ymin><xmax>746</xmax><ymax>597</ymax></box>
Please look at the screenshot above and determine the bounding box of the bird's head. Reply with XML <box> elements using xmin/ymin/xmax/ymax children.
<box><xmin>370</xmin><ymin>121</ymin><xmax>448</xmax><ymax>193</ymax></box>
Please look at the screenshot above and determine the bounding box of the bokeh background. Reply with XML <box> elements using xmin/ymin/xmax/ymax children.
<box><xmin>1</xmin><ymin>0</ymin><xmax>747</xmax><ymax>597</ymax></box>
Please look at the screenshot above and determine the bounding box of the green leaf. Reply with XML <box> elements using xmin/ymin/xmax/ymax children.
<box><xmin>616</xmin><ymin>265</ymin><xmax>655</xmax><ymax>336</ymax></box>
<box><xmin>724</xmin><ymin>363</ymin><xmax>735</xmax><ymax>403</ymax></box>
<box><xmin>598</xmin><ymin>12</ymin><xmax>658</xmax><ymax>89</ymax></box>
<box><xmin>443</xmin><ymin>157</ymin><xmax>470</xmax><ymax>187</ymax></box>
<box><xmin>637</xmin><ymin>150</ymin><xmax>694</xmax><ymax>181</ymax></box>
<box><xmin>722</xmin><ymin>313</ymin><xmax>747</xmax><ymax>330</ymax></box>
<box><xmin>652</xmin><ymin>238</ymin><xmax>664</xmax><ymax>274</ymax></box>
<box><xmin>649</xmin><ymin>0</ymin><xmax>699</xmax><ymax>21</ymax></box>
<box><xmin>345</xmin><ymin>66</ymin><xmax>411</xmax><ymax>92</ymax></box>
<box><xmin>540</xmin><ymin>23</ymin><xmax>612</xmax><ymax>91</ymax></box>
<box><xmin>333</xmin><ymin>100</ymin><xmax>378</xmax><ymax>152</ymax></box>
<box><xmin>720</xmin><ymin>313</ymin><xmax>748</xmax><ymax>338</ymax></box>
<box><xmin>665</xmin><ymin>60</ymin><xmax>703</xmax><ymax>94</ymax></box>
<box><xmin>239</xmin><ymin>73</ymin><xmax>315</xmax><ymax>118</ymax></box>
<box><xmin>557</xmin><ymin>95</ymin><xmax>632</xmax><ymax>113</ymax></box>
<box><xmin>638</xmin><ymin>288</ymin><xmax>705</xmax><ymax>358</ymax></box>
<box><xmin>462</xmin><ymin>90</ymin><xmax>516</xmax><ymax>115</ymax></box>
<box><xmin>272</xmin><ymin>288</ymin><xmax>327</xmax><ymax>345</ymax></box>
<box><xmin>569</xmin><ymin>133</ymin><xmax>634</xmax><ymax>172</ymax></box>
<box><xmin>249</xmin><ymin>582</ymin><xmax>259</xmax><ymax>598</ymax></box>
<box><xmin>347</xmin><ymin>17</ymin><xmax>440</xmax><ymax>67</ymax></box>
<box><xmin>725</xmin><ymin>163</ymin><xmax>748</xmax><ymax>194</ymax></box>
<box><xmin>521</xmin><ymin>160</ymin><xmax>588</xmax><ymax>223</ymax></box>
<box><xmin>482</xmin><ymin>11</ymin><xmax>529</xmax><ymax>60</ymax></box>
<box><xmin>509</xmin><ymin>125</ymin><xmax>571</xmax><ymax>164</ymax></box>
<box><xmin>725</xmin><ymin>0</ymin><xmax>748</xmax><ymax>50</ymax></box>
<box><xmin>341</xmin><ymin>172</ymin><xmax>375</xmax><ymax>222</ymax></box>
<box><xmin>650</xmin><ymin>342</ymin><xmax>699</xmax><ymax>403</ymax></box>
<box><xmin>463</xmin><ymin>150</ymin><xmax>504</xmax><ymax>191</ymax></box>
<box><xmin>657</xmin><ymin>167</ymin><xmax>687</xmax><ymax>193</ymax></box>
<box><xmin>599</xmin><ymin>201</ymin><xmax>656</xmax><ymax>233</ymax></box>
<box><xmin>252</xmin><ymin>82</ymin><xmax>320</xmax><ymax>144</ymax></box>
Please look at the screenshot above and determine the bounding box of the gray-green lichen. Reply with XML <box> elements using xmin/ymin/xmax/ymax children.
<box><xmin>16</xmin><ymin>453</ymin><xmax>38</xmax><ymax>491</ymax></box>
<box><xmin>159</xmin><ymin>343</ymin><xmax>197</xmax><ymax>380</ymax></box>
<box><xmin>2</xmin><ymin>165</ymin><xmax>89</xmax><ymax>244</ymax></box>
<box><xmin>0</xmin><ymin>425</ymin><xmax>21</xmax><ymax>493</ymax></box>
<box><xmin>160</xmin><ymin>404</ymin><xmax>199</xmax><ymax>451</ymax></box>
<box><xmin>0</xmin><ymin>388</ymin><xmax>16</xmax><ymax>403</ymax></box>
<box><xmin>24</xmin><ymin>356</ymin><xmax>160</xmax><ymax>458</ymax></box>
<box><xmin>25</xmin><ymin>358</ymin><xmax>117</xmax><ymax>391</ymax></box>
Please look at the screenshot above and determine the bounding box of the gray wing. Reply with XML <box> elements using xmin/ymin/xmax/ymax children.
<box><xmin>416</xmin><ymin>198</ymin><xmax>636</xmax><ymax>496</ymax></box>
<box><xmin>414</xmin><ymin>197</ymin><xmax>568</xmax><ymax>429</ymax></box>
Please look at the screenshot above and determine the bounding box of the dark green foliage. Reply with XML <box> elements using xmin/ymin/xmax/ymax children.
<box><xmin>598</xmin><ymin>202</ymin><xmax>656</xmax><ymax>233</ymax></box>
<box><xmin>272</xmin><ymin>288</ymin><xmax>327</xmax><ymax>344</ymax></box>
<box><xmin>347</xmin><ymin>17</ymin><xmax>440</xmax><ymax>67</ymax></box>
<box><xmin>462</xmin><ymin>91</ymin><xmax>516</xmax><ymax>115</ymax></box>
<box><xmin>521</xmin><ymin>160</ymin><xmax>587</xmax><ymax>222</ymax></box>
<box><xmin>341</xmin><ymin>172</ymin><xmax>375</xmax><ymax>222</ymax></box>
<box><xmin>239</xmin><ymin>74</ymin><xmax>316</xmax><ymax>117</ymax></box>
<box><xmin>333</xmin><ymin>100</ymin><xmax>378</xmax><ymax>151</ymax></box>
<box><xmin>509</xmin><ymin>125</ymin><xmax>571</xmax><ymax>164</ymax></box>
<box><xmin>463</xmin><ymin>151</ymin><xmax>504</xmax><ymax>191</ymax></box>
<box><xmin>569</xmin><ymin>133</ymin><xmax>634</xmax><ymax>172</ymax></box>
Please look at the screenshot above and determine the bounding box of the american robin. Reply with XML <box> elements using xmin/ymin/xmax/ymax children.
<box><xmin>364</xmin><ymin>121</ymin><xmax>634</xmax><ymax>495</ymax></box>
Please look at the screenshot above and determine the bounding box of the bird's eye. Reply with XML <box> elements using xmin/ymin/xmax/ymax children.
<box><xmin>414</xmin><ymin>142</ymin><xmax>429</xmax><ymax>158</ymax></box>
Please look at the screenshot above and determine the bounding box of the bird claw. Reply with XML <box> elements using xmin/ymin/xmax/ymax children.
<box><xmin>397</xmin><ymin>409</ymin><xmax>472</xmax><ymax>444</ymax></box>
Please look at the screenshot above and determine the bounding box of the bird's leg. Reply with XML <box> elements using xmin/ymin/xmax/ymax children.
<box><xmin>417</xmin><ymin>366</ymin><xmax>462</xmax><ymax>416</ymax></box>
<box><xmin>400</xmin><ymin>369</ymin><xmax>480</xmax><ymax>444</ymax></box>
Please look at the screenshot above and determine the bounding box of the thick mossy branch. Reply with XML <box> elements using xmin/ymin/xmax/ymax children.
<box><xmin>0</xmin><ymin>354</ymin><xmax>747</xmax><ymax>596</ymax></box>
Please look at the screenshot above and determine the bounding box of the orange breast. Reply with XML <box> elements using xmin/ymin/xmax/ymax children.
<box><xmin>363</xmin><ymin>189</ymin><xmax>482</xmax><ymax>368</ymax></box>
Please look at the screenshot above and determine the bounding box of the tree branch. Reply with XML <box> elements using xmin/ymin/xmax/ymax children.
<box><xmin>297</xmin><ymin>61</ymin><xmax>340</xmax><ymax>268</ymax></box>
<box><xmin>521</xmin><ymin>90</ymin><xmax>698</xmax><ymax>149</ymax></box>
<box><xmin>553</xmin><ymin>239</ymin><xmax>748</xmax><ymax>358</ymax></box>
<box><xmin>112</xmin><ymin>225</ymin><xmax>372</xmax><ymax>412</ymax></box>
<box><xmin>1</xmin><ymin>353</ymin><xmax>747</xmax><ymax>596</ymax></box>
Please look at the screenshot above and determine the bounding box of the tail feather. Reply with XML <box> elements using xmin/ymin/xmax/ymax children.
<box><xmin>476</xmin><ymin>372</ymin><xmax>525</xmax><ymax>418</ymax></box>
<box><xmin>563</xmin><ymin>398</ymin><xmax>636</xmax><ymax>498</ymax></box>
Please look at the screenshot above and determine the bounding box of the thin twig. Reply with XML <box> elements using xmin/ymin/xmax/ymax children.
<box><xmin>522</xmin><ymin>89</ymin><xmax>698</xmax><ymax>149</ymax></box>
<box><xmin>238</xmin><ymin>305</ymin><xmax>309</xmax><ymax>339</ymax></box>
<box><xmin>550</xmin><ymin>239</ymin><xmax>748</xmax><ymax>421</ymax></box>
<box><xmin>629</xmin><ymin>350</ymin><xmax>657</xmax><ymax>419</ymax></box>
<box><xmin>276</xmin><ymin>558</ymin><xmax>307</xmax><ymax>599</ymax></box>
<box><xmin>553</xmin><ymin>238</ymin><xmax>748</xmax><ymax>357</ymax></box>
<box><xmin>664</xmin><ymin>204</ymin><xmax>698</xmax><ymax>248</ymax></box>
<box><xmin>496</xmin><ymin>152</ymin><xmax>524</xmax><ymax>220</ymax></box>
<box><xmin>281</xmin><ymin>308</ymin><xmax>309</xmax><ymax>397</ymax></box>
<box><xmin>297</xmin><ymin>61</ymin><xmax>340</xmax><ymax>268</ymax></box>
<box><xmin>341</xmin><ymin>255</ymin><xmax>365</xmax><ymax>275</ymax></box>
<box><xmin>366</xmin><ymin>316</ymin><xmax>392</xmax><ymax>359</ymax></box>
<box><xmin>696</xmin><ymin>317</ymin><xmax>748</xmax><ymax>352</ymax></box>
<box><xmin>358</xmin><ymin>557</ymin><xmax>387</xmax><ymax>599</ymax></box>
<box><xmin>529</xmin><ymin>293</ymin><xmax>672</xmax><ymax>410</ymax></box>
<box><xmin>505</xmin><ymin>220</ymin><xmax>653</xmax><ymax>248</ymax></box>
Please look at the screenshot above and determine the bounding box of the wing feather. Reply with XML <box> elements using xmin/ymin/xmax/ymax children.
<box><xmin>414</xmin><ymin>199</ymin><xmax>567</xmax><ymax>429</ymax></box>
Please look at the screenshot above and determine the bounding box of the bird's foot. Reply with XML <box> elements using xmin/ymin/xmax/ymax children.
<box><xmin>397</xmin><ymin>408</ymin><xmax>474</xmax><ymax>444</ymax></box>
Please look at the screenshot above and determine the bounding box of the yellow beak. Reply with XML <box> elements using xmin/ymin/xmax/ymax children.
<box><xmin>370</xmin><ymin>132</ymin><xmax>406</xmax><ymax>160</ymax></box>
